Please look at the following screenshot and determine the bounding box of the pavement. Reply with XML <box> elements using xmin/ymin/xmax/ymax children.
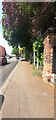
<box><xmin>0</xmin><ymin>61</ymin><xmax>55</xmax><ymax>119</ymax></box>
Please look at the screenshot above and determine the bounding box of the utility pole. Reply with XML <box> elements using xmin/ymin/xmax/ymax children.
<box><xmin>33</xmin><ymin>48</ymin><xmax>35</xmax><ymax>66</ymax></box>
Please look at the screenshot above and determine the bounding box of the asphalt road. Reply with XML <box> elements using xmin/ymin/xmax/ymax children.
<box><xmin>0</xmin><ymin>60</ymin><xmax>18</xmax><ymax>86</ymax></box>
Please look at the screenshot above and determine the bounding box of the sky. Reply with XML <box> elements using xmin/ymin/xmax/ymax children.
<box><xmin>0</xmin><ymin>1</ymin><xmax>12</xmax><ymax>55</ymax></box>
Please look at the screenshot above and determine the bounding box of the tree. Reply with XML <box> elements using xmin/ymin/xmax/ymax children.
<box><xmin>2</xmin><ymin>2</ymin><xmax>56</xmax><ymax>62</ymax></box>
<box><xmin>12</xmin><ymin>47</ymin><xmax>19</xmax><ymax>56</ymax></box>
<box><xmin>2</xmin><ymin>2</ymin><xmax>32</xmax><ymax>48</ymax></box>
<box><xmin>33</xmin><ymin>36</ymin><xmax>43</xmax><ymax>68</ymax></box>
<box><xmin>2</xmin><ymin>2</ymin><xmax>56</xmax><ymax>42</ymax></box>
<box><xmin>18</xmin><ymin>2</ymin><xmax>56</xmax><ymax>35</ymax></box>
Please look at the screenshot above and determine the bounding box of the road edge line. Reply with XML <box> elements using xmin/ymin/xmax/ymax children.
<box><xmin>0</xmin><ymin>61</ymin><xmax>20</xmax><ymax>95</ymax></box>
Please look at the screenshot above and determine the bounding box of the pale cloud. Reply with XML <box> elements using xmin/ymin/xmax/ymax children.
<box><xmin>0</xmin><ymin>32</ymin><xmax>12</xmax><ymax>55</ymax></box>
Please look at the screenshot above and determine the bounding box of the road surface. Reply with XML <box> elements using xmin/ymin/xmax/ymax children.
<box><xmin>0</xmin><ymin>59</ymin><xmax>18</xmax><ymax>86</ymax></box>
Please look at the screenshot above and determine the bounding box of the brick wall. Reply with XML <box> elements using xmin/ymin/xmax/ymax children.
<box><xmin>43</xmin><ymin>34</ymin><xmax>56</xmax><ymax>82</ymax></box>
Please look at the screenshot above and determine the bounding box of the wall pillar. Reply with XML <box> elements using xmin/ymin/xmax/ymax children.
<box><xmin>43</xmin><ymin>36</ymin><xmax>53</xmax><ymax>82</ymax></box>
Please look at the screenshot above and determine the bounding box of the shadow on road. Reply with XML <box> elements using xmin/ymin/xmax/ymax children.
<box><xmin>0</xmin><ymin>94</ymin><xmax>4</xmax><ymax>110</ymax></box>
<box><xmin>0</xmin><ymin>62</ymin><xmax>10</xmax><ymax>66</ymax></box>
<box><xmin>0</xmin><ymin>62</ymin><xmax>10</xmax><ymax>67</ymax></box>
<box><xmin>3</xmin><ymin>62</ymin><xmax>10</xmax><ymax>66</ymax></box>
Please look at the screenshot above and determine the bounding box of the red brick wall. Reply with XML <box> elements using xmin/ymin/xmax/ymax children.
<box><xmin>43</xmin><ymin>35</ymin><xmax>53</xmax><ymax>81</ymax></box>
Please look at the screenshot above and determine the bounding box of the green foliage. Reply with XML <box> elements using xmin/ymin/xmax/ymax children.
<box><xmin>33</xmin><ymin>36</ymin><xmax>43</xmax><ymax>66</ymax></box>
<box><xmin>2</xmin><ymin>2</ymin><xmax>56</xmax><ymax>47</ymax></box>
<box><xmin>33</xmin><ymin>65</ymin><xmax>42</xmax><ymax>76</ymax></box>
<box><xmin>2</xmin><ymin>2</ymin><xmax>56</xmax><ymax>63</ymax></box>
<box><xmin>12</xmin><ymin>47</ymin><xmax>19</xmax><ymax>56</ymax></box>
<box><xmin>40</xmin><ymin>53</ymin><xmax>44</xmax><ymax>66</ymax></box>
<box><xmin>2</xmin><ymin>2</ymin><xmax>32</xmax><ymax>48</ymax></box>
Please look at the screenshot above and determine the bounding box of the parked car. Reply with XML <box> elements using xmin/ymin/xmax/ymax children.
<box><xmin>0</xmin><ymin>45</ymin><xmax>7</xmax><ymax>65</ymax></box>
<box><xmin>16</xmin><ymin>56</ymin><xmax>19</xmax><ymax>59</ymax></box>
<box><xmin>0</xmin><ymin>57</ymin><xmax>7</xmax><ymax>65</ymax></box>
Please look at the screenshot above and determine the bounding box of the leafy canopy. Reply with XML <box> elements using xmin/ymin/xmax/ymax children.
<box><xmin>2</xmin><ymin>2</ymin><xmax>56</xmax><ymax>49</ymax></box>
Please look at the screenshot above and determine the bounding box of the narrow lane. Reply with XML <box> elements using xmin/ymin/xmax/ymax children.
<box><xmin>0</xmin><ymin>61</ymin><xmax>18</xmax><ymax>86</ymax></box>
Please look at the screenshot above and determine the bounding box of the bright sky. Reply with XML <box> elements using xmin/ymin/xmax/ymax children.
<box><xmin>0</xmin><ymin>1</ymin><xmax>12</xmax><ymax>55</ymax></box>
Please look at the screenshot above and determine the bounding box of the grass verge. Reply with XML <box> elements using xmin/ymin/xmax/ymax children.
<box><xmin>32</xmin><ymin>65</ymin><xmax>42</xmax><ymax>76</ymax></box>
